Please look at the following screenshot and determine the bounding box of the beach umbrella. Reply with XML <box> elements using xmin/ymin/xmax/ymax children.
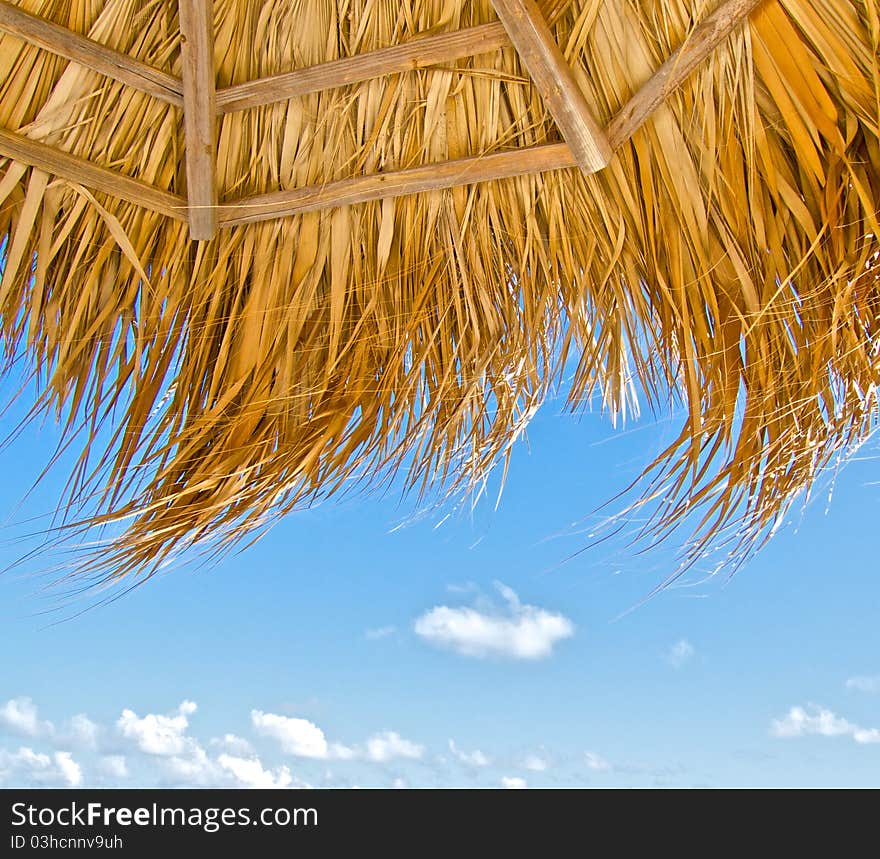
<box><xmin>0</xmin><ymin>0</ymin><xmax>877</xmax><ymax>582</ymax></box>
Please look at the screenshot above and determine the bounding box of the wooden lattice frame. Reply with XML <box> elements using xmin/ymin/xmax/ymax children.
<box><xmin>0</xmin><ymin>0</ymin><xmax>763</xmax><ymax>241</ymax></box>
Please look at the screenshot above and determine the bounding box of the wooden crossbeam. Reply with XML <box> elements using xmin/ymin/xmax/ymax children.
<box><xmin>220</xmin><ymin>0</ymin><xmax>761</xmax><ymax>227</ymax></box>
<box><xmin>0</xmin><ymin>0</ymin><xmax>762</xmax><ymax>233</ymax></box>
<box><xmin>490</xmin><ymin>0</ymin><xmax>610</xmax><ymax>171</ymax></box>
<box><xmin>606</xmin><ymin>0</ymin><xmax>765</xmax><ymax>148</ymax></box>
<box><xmin>0</xmin><ymin>127</ymin><xmax>186</xmax><ymax>219</ymax></box>
<box><xmin>0</xmin><ymin>0</ymin><xmax>183</xmax><ymax>107</ymax></box>
<box><xmin>178</xmin><ymin>0</ymin><xmax>217</xmax><ymax>240</ymax></box>
<box><xmin>218</xmin><ymin>144</ymin><xmax>577</xmax><ymax>226</ymax></box>
<box><xmin>215</xmin><ymin>0</ymin><xmax>575</xmax><ymax>114</ymax></box>
<box><xmin>216</xmin><ymin>22</ymin><xmax>511</xmax><ymax>114</ymax></box>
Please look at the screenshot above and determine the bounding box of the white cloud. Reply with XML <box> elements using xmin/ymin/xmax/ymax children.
<box><xmin>771</xmin><ymin>705</ymin><xmax>880</xmax><ymax>745</ymax></box>
<box><xmin>501</xmin><ymin>776</ymin><xmax>527</xmax><ymax>789</ymax></box>
<box><xmin>0</xmin><ymin>747</ymin><xmax>81</xmax><ymax>787</ymax></box>
<box><xmin>217</xmin><ymin>754</ymin><xmax>293</xmax><ymax>789</ymax></box>
<box><xmin>446</xmin><ymin>582</ymin><xmax>479</xmax><ymax>595</ymax></box>
<box><xmin>117</xmin><ymin>701</ymin><xmax>197</xmax><ymax>756</ymax></box>
<box><xmin>0</xmin><ymin>700</ymin><xmax>101</xmax><ymax>753</ymax></box>
<box><xmin>771</xmin><ymin>705</ymin><xmax>854</xmax><ymax>739</ymax></box>
<box><xmin>585</xmin><ymin>751</ymin><xmax>612</xmax><ymax>773</ymax></box>
<box><xmin>163</xmin><ymin>745</ymin><xmax>218</xmax><ymax>786</ymax></box>
<box><xmin>251</xmin><ymin>710</ymin><xmax>332</xmax><ymax>759</ymax></box>
<box><xmin>846</xmin><ymin>676</ymin><xmax>880</xmax><ymax>693</ymax></box>
<box><xmin>161</xmin><ymin>742</ymin><xmax>309</xmax><ymax>789</ymax></box>
<box><xmin>110</xmin><ymin>701</ymin><xmax>239</xmax><ymax>787</ymax></box>
<box><xmin>0</xmin><ymin>698</ymin><xmax>53</xmax><ymax>738</ymax></box>
<box><xmin>524</xmin><ymin>754</ymin><xmax>547</xmax><ymax>772</ymax></box>
<box><xmin>66</xmin><ymin>714</ymin><xmax>100</xmax><ymax>750</ymax></box>
<box><xmin>448</xmin><ymin>739</ymin><xmax>490</xmax><ymax>767</ymax></box>
<box><xmin>365</xmin><ymin>626</ymin><xmax>396</xmax><ymax>640</ymax></box>
<box><xmin>330</xmin><ymin>742</ymin><xmax>358</xmax><ymax>760</ymax></box>
<box><xmin>365</xmin><ymin>731</ymin><xmax>423</xmax><ymax>763</ymax></box>
<box><xmin>666</xmin><ymin>639</ymin><xmax>695</xmax><ymax>669</ymax></box>
<box><xmin>0</xmin><ymin>698</ymin><xmax>439</xmax><ymax>788</ymax></box>
<box><xmin>0</xmin><ymin>747</ymin><xmax>50</xmax><ymax>778</ymax></box>
<box><xmin>210</xmin><ymin>734</ymin><xmax>253</xmax><ymax>756</ymax></box>
<box><xmin>54</xmin><ymin>752</ymin><xmax>83</xmax><ymax>787</ymax></box>
<box><xmin>114</xmin><ymin>717</ymin><xmax>296</xmax><ymax>789</ymax></box>
<box><xmin>414</xmin><ymin>582</ymin><xmax>574</xmax><ymax>660</ymax></box>
<box><xmin>250</xmin><ymin>712</ymin><xmax>414</xmax><ymax>765</ymax></box>
<box><xmin>99</xmin><ymin>756</ymin><xmax>128</xmax><ymax>779</ymax></box>
<box><xmin>853</xmin><ymin>727</ymin><xmax>880</xmax><ymax>744</ymax></box>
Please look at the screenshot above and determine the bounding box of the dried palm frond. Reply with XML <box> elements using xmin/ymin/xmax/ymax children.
<box><xmin>0</xmin><ymin>0</ymin><xmax>878</xmax><ymax>583</ymax></box>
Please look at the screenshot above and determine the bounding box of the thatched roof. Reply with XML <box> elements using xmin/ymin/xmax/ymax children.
<box><xmin>0</xmin><ymin>0</ymin><xmax>878</xmax><ymax>582</ymax></box>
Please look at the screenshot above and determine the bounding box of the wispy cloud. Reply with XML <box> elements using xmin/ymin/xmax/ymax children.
<box><xmin>666</xmin><ymin>639</ymin><xmax>695</xmax><ymax>669</ymax></box>
<box><xmin>448</xmin><ymin>739</ymin><xmax>490</xmax><ymax>767</ymax></box>
<box><xmin>581</xmin><ymin>750</ymin><xmax>682</xmax><ymax>781</ymax></box>
<box><xmin>414</xmin><ymin>582</ymin><xmax>574</xmax><ymax>660</ymax></box>
<box><xmin>771</xmin><ymin>705</ymin><xmax>880</xmax><ymax>744</ymax></box>
<box><xmin>500</xmin><ymin>776</ymin><xmax>527</xmax><ymax>789</ymax></box>
<box><xmin>65</xmin><ymin>714</ymin><xmax>100</xmax><ymax>750</ymax></box>
<box><xmin>210</xmin><ymin>734</ymin><xmax>253</xmax><ymax>756</ymax></box>
<box><xmin>523</xmin><ymin>754</ymin><xmax>547</xmax><ymax>772</ymax></box>
<box><xmin>585</xmin><ymin>751</ymin><xmax>612</xmax><ymax>773</ymax></box>
<box><xmin>98</xmin><ymin>756</ymin><xmax>128</xmax><ymax>779</ymax></box>
<box><xmin>446</xmin><ymin>582</ymin><xmax>479</xmax><ymax>595</ymax></box>
<box><xmin>365</xmin><ymin>626</ymin><xmax>396</xmax><ymax>641</ymax></box>
<box><xmin>846</xmin><ymin>675</ymin><xmax>880</xmax><ymax>693</ymax></box>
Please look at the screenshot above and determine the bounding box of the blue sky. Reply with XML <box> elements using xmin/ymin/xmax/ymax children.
<box><xmin>1</xmin><ymin>374</ymin><xmax>879</xmax><ymax>788</ymax></box>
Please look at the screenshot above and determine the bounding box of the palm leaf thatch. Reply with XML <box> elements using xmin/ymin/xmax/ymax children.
<box><xmin>0</xmin><ymin>0</ymin><xmax>878</xmax><ymax>583</ymax></box>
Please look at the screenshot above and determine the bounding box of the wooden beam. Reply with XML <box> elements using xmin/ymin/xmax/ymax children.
<box><xmin>217</xmin><ymin>0</ymin><xmax>762</xmax><ymax>228</ymax></box>
<box><xmin>216</xmin><ymin>22</ymin><xmax>511</xmax><ymax>114</ymax></box>
<box><xmin>218</xmin><ymin>144</ymin><xmax>577</xmax><ymax>226</ymax></box>
<box><xmin>606</xmin><ymin>0</ymin><xmax>766</xmax><ymax>149</ymax></box>
<box><xmin>0</xmin><ymin>127</ymin><xmax>186</xmax><ymax>220</ymax></box>
<box><xmin>0</xmin><ymin>0</ymin><xmax>183</xmax><ymax>107</ymax></box>
<box><xmin>178</xmin><ymin>0</ymin><xmax>217</xmax><ymax>240</ymax></box>
<box><xmin>0</xmin><ymin>0</ymin><xmax>761</xmax><ymax>230</ymax></box>
<box><xmin>490</xmin><ymin>0</ymin><xmax>610</xmax><ymax>171</ymax></box>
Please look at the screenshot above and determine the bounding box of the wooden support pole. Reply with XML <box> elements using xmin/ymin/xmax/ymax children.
<box><xmin>0</xmin><ymin>127</ymin><xmax>187</xmax><ymax>219</ymax></box>
<box><xmin>0</xmin><ymin>0</ymin><xmax>183</xmax><ymax>106</ymax></box>
<box><xmin>178</xmin><ymin>0</ymin><xmax>217</xmax><ymax>240</ymax></box>
<box><xmin>490</xmin><ymin>0</ymin><xmax>611</xmax><ymax>171</ymax></box>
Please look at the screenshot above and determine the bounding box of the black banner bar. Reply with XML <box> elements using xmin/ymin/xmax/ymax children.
<box><xmin>3</xmin><ymin>788</ymin><xmax>575</xmax><ymax>853</ymax></box>
<box><xmin>0</xmin><ymin>787</ymin><xmax>857</xmax><ymax>854</ymax></box>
